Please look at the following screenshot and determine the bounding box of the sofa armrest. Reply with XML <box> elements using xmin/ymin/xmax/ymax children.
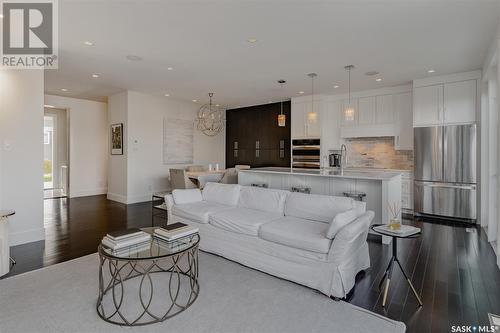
<box><xmin>328</xmin><ymin>211</ymin><xmax>374</xmax><ymax>261</ymax></box>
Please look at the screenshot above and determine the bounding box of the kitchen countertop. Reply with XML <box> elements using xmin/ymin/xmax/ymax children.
<box><xmin>240</xmin><ymin>167</ymin><xmax>402</xmax><ymax>181</ymax></box>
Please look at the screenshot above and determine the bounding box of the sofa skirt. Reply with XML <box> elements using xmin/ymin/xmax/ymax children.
<box><xmin>170</xmin><ymin>215</ymin><xmax>370</xmax><ymax>298</ymax></box>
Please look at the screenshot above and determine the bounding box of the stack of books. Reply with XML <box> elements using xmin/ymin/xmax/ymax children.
<box><xmin>101</xmin><ymin>228</ymin><xmax>151</xmax><ymax>251</ymax></box>
<box><xmin>153</xmin><ymin>223</ymin><xmax>199</xmax><ymax>243</ymax></box>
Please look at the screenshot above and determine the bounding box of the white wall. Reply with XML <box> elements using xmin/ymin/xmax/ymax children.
<box><xmin>0</xmin><ymin>70</ymin><xmax>45</xmax><ymax>246</ymax></box>
<box><xmin>44</xmin><ymin>95</ymin><xmax>108</xmax><ymax>198</ymax></box>
<box><xmin>482</xmin><ymin>19</ymin><xmax>500</xmax><ymax>267</ymax></box>
<box><xmin>107</xmin><ymin>91</ymin><xmax>128</xmax><ymax>203</ymax></box>
<box><xmin>107</xmin><ymin>90</ymin><xmax>225</xmax><ymax>204</ymax></box>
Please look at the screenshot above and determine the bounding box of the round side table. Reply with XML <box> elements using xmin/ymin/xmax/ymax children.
<box><xmin>371</xmin><ymin>224</ymin><xmax>423</xmax><ymax>308</ymax></box>
<box><xmin>0</xmin><ymin>210</ymin><xmax>16</xmax><ymax>277</ymax></box>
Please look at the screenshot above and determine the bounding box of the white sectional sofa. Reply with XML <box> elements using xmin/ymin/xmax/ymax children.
<box><xmin>165</xmin><ymin>182</ymin><xmax>374</xmax><ymax>298</ymax></box>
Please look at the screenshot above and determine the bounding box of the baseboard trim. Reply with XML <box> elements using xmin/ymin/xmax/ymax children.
<box><xmin>106</xmin><ymin>192</ymin><xmax>127</xmax><ymax>204</ymax></box>
<box><xmin>107</xmin><ymin>191</ymin><xmax>169</xmax><ymax>205</ymax></box>
<box><xmin>70</xmin><ymin>188</ymin><xmax>107</xmax><ymax>198</ymax></box>
<box><xmin>10</xmin><ymin>227</ymin><xmax>45</xmax><ymax>246</ymax></box>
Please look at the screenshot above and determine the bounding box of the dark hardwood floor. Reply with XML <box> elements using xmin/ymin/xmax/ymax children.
<box><xmin>4</xmin><ymin>195</ymin><xmax>500</xmax><ymax>332</ymax></box>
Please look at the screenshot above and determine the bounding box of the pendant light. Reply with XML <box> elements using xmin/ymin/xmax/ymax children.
<box><xmin>307</xmin><ymin>73</ymin><xmax>318</xmax><ymax>122</ymax></box>
<box><xmin>277</xmin><ymin>80</ymin><xmax>286</xmax><ymax>127</ymax></box>
<box><xmin>344</xmin><ymin>65</ymin><xmax>355</xmax><ymax>121</ymax></box>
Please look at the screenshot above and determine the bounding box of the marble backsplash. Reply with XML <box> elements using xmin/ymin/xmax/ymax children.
<box><xmin>344</xmin><ymin>137</ymin><xmax>413</xmax><ymax>170</ymax></box>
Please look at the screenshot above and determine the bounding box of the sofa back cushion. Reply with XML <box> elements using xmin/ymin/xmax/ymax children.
<box><xmin>238</xmin><ymin>186</ymin><xmax>288</xmax><ymax>214</ymax></box>
<box><xmin>172</xmin><ymin>188</ymin><xmax>203</xmax><ymax>204</ymax></box>
<box><xmin>202</xmin><ymin>182</ymin><xmax>240</xmax><ymax>206</ymax></box>
<box><xmin>326</xmin><ymin>208</ymin><xmax>359</xmax><ymax>239</ymax></box>
<box><xmin>284</xmin><ymin>192</ymin><xmax>356</xmax><ymax>223</ymax></box>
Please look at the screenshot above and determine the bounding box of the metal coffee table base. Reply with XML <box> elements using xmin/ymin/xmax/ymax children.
<box><xmin>379</xmin><ymin>237</ymin><xmax>423</xmax><ymax>307</ymax></box>
<box><xmin>97</xmin><ymin>246</ymin><xmax>199</xmax><ymax>326</ymax></box>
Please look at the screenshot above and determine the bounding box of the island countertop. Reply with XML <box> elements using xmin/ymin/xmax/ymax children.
<box><xmin>239</xmin><ymin>167</ymin><xmax>402</xmax><ymax>181</ymax></box>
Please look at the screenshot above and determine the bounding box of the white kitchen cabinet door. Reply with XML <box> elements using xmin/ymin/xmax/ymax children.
<box><xmin>413</xmin><ymin>85</ymin><xmax>443</xmax><ymax>126</ymax></box>
<box><xmin>291</xmin><ymin>102</ymin><xmax>307</xmax><ymax>138</ymax></box>
<box><xmin>443</xmin><ymin>80</ymin><xmax>476</xmax><ymax>124</ymax></box>
<box><xmin>305</xmin><ymin>101</ymin><xmax>321</xmax><ymax>138</ymax></box>
<box><xmin>358</xmin><ymin>96</ymin><xmax>376</xmax><ymax>125</ymax></box>
<box><xmin>394</xmin><ymin>92</ymin><xmax>413</xmax><ymax>150</ymax></box>
<box><xmin>376</xmin><ymin>94</ymin><xmax>394</xmax><ymax>124</ymax></box>
<box><xmin>341</xmin><ymin>98</ymin><xmax>358</xmax><ymax>126</ymax></box>
<box><xmin>321</xmin><ymin>99</ymin><xmax>342</xmax><ymax>151</ymax></box>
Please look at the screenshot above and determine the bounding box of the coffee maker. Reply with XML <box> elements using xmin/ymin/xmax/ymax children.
<box><xmin>329</xmin><ymin>145</ymin><xmax>347</xmax><ymax>171</ymax></box>
<box><xmin>329</xmin><ymin>151</ymin><xmax>342</xmax><ymax>168</ymax></box>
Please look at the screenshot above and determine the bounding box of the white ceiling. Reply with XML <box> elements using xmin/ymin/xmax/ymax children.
<box><xmin>45</xmin><ymin>0</ymin><xmax>500</xmax><ymax>106</ymax></box>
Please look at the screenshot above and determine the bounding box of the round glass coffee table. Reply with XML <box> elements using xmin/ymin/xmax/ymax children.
<box><xmin>96</xmin><ymin>227</ymin><xmax>200</xmax><ymax>326</ymax></box>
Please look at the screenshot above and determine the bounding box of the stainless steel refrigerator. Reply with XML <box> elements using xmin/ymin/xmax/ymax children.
<box><xmin>414</xmin><ymin>124</ymin><xmax>477</xmax><ymax>221</ymax></box>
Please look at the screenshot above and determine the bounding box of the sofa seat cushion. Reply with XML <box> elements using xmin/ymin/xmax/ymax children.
<box><xmin>259</xmin><ymin>216</ymin><xmax>332</xmax><ymax>254</ymax></box>
<box><xmin>209</xmin><ymin>208</ymin><xmax>282</xmax><ymax>236</ymax></box>
<box><xmin>172</xmin><ymin>201</ymin><xmax>233</xmax><ymax>224</ymax></box>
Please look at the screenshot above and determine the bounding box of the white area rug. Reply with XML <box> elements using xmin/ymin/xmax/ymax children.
<box><xmin>0</xmin><ymin>252</ymin><xmax>405</xmax><ymax>333</ymax></box>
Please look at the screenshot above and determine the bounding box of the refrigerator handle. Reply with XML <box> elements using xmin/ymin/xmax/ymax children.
<box><xmin>414</xmin><ymin>181</ymin><xmax>476</xmax><ymax>190</ymax></box>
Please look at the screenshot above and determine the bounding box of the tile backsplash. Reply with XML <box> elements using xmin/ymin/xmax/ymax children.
<box><xmin>344</xmin><ymin>137</ymin><xmax>413</xmax><ymax>170</ymax></box>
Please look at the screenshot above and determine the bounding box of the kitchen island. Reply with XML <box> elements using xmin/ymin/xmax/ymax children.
<box><xmin>238</xmin><ymin>167</ymin><xmax>402</xmax><ymax>244</ymax></box>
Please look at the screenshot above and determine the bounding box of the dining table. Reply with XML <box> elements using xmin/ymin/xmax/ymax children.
<box><xmin>186</xmin><ymin>169</ymin><xmax>226</xmax><ymax>188</ymax></box>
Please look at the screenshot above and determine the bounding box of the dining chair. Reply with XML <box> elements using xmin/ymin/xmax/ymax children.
<box><xmin>169</xmin><ymin>169</ymin><xmax>197</xmax><ymax>189</ymax></box>
<box><xmin>219</xmin><ymin>168</ymin><xmax>238</xmax><ymax>184</ymax></box>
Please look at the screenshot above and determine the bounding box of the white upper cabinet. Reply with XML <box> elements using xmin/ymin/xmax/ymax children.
<box><xmin>291</xmin><ymin>101</ymin><xmax>307</xmax><ymax>138</ymax></box>
<box><xmin>291</xmin><ymin>100</ymin><xmax>321</xmax><ymax>139</ymax></box>
<box><xmin>413</xmin><ymin>85</ymin><xmax>443</xmax><ymax>126</ymax></box>
<box><xmin>393</xmin><ymin>92</ymin><xmax>413</xmax><ymax>150</ymax></box>
<box><xmin>321</xmin><ymin>99</ymin><xmax>342</xmax><ymax>152</ymax></box>
<box><xmin>413</xmin><ymin>72</ymin><xmax>479</xmax><ymax>127</ymax></box>
<box><xmin>358</xmin><ymin>96</ymin><xmax>376</xmax><ymax>125</ymax></box>
<box><xmin>443</xmin><ymin>80</ymin><xmax>476</xmax><ymax>124</ymax></box>
<box><xmin>376</xmin><ymin>94</ymin><xmax>394</xmax><ymax>124</ymax></box>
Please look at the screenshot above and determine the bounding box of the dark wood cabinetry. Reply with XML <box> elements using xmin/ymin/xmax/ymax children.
<box><xmin>226</xmin><ymin>101</ymin><xmax>291</xmax><ymax>168</ymax></box>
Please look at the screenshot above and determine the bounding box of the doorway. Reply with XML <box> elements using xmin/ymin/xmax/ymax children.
<box><xmin>44</xmin><ymin>108</ymin><xmax>69</xmax><ymax>199</ymax></box>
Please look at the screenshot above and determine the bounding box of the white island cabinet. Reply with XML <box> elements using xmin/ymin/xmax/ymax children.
<box><xmin>238</xmin><ymin>167</ymin><xmax>402</xmax><ymax>244</ymax></box>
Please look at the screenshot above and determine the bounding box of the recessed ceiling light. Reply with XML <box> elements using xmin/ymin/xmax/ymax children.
<box><xmin>375</xmin><ymin>78</ymin><xmax>382</xmax><ymax>82</ymax></box>
<box><xmin>427</xmin><ymin>69</ymin><xmax>436</xmax><ymax>73</ymax></box>
<box><xmin>216</xmin><ymin>104</ymin><xmax>220</xmax><ymax>107</ymax></box>
<box><xmin>333</xmin><ymin>85</ymin><xmax>340</xmax><ymax>89</ymax></box>
<box><xmin>164</xmin><ymin>93</ymin><xmax>170</xmax><ymax>97</ymax></box>
<box><xmin>365</xmin><ymin>71</ymin><xmax>379</xmax><ymax>76</ymax></box>
<box><xmin>83</xmin><ymin>41</ymin><xmax>94</xmax><ymax>46</ymax></box>
<box><xmin>126</xmin><ymin>55</ymin><xmax>142</xmax><ymax>61</ymax></box>
<box><xmin>44</xmin><ymin>104</ymin><xmax>55</xmax><ymax>108</ymax></box>
<box><xmin>247</xmin><ymin>38</ymin><xmax>258</xmax><ymax>43</ymax></box>
<box><xmin>61</xmin><ymin>88</ymin><xmax>68</xmax><ymax>92</ymax></box>
<box><xmin>192</xmin><ymin>99</ymin><xmax>197</xmax><ymax>102</ymax></box>
<box><xmin>0</xmin><ymin>14</ymin><xmax>4</xmax><ymax>19</ymax></box>
<box><xmin>167</xmin><ymin>67</ymin><xmax>173</xmax><ymax>71</ymax></box>
<box><xmin>92</xmin><ymin>74</ymin><xmax>100</xmax><ymax>78</ymax></box>
<box><xmin>298</xmin><ymin>91</ymin><xmax>305</xmax><ymax>94</ymax></box>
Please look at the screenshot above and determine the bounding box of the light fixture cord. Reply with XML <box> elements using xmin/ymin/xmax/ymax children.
<box><xmin>348</xmin><ymin>68</ymin><xmax>351</xmax><ymax>105</ymax></box>
<box><xmin>311</xmin><ymin>75</ymin><xmax>314</xmax><ymax>112</ymax></box>
<box><xmin>280</xmin><ymin>82</ymin><xmax>284</xmax><ymax>115</ymax></box>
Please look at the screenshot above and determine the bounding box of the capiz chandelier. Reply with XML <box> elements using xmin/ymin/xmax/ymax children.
<box><xmin>196</xmin><ymin>93</ymin><xmax>225</xmax><ymax>136</ymax></box>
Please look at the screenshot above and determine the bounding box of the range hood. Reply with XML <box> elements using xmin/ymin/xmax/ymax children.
<box><xmin>340</xmin><ymin>123</ymin><xmax>397</xmax><ymax>138</ymax></box>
